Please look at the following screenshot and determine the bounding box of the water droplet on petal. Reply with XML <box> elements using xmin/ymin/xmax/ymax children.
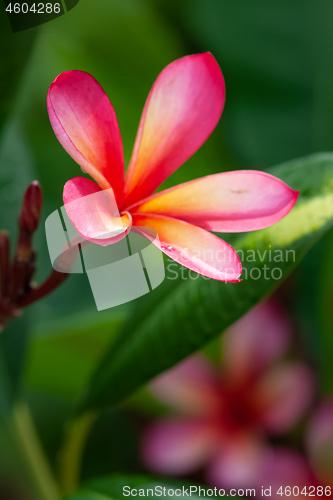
<box><xmin>81</xmin><ymin>168</ymin><xmax>88</xmax><ymax>174</ymax></box>
<box><xmin>167</xmin><ymin>245</ymin><xmax>173</xmax><ymax>250</ymax></box>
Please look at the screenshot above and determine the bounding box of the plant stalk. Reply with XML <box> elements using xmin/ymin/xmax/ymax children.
<box><xmin>59</xmin><ymin>411</ymin><xmax>98</xmax><ymax>496</ymax></box>
<box><xmin>11</xmin><ymin>402</ymin><xmax>60</xmax><ymax>500</ymax></box>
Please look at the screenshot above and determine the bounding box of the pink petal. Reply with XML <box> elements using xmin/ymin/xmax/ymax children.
<box><xmin>206</xmin><ymin>435</ymin><xmax>266</xmax><ymax>490</ymax></box>
<box><xmin>223</xmin><ymin>300</ymin><xmax>292</xmax><ymax>383</ymax></box>
<box><xmin>306</xmin><ymin>398</ymin><xmax>333</xmax><ymax>485</ymax></box>
<box><xmin>132</xmin><ymin>214</ymin><xmax>242</xmax><ymax>282</ymax></box>
<box><xmin>254</xmin><ymin>363</ymin><xmax>315</xmax><ymax>433</ymax></box>
<box><xmin>47</xmin><ymin>71</ymin><xmax>124</xmax><ymax>202</ymax></box>
<box><xmin>141</xmin><ymin>419</ymin><xmax>219</xmax><ymax>475</ymax></box>
<box><xmin>63</xmin><ymin>177</ymin><xmax>131</xmax><ymax>246</ymax></box>
<box><xmin>130</xmin><ymin>171</ymin><xmax>298</xmax><ymax>232</ymax></box>
<box><xmin>122</xmin><ymin>53</ymin><xmax>225</xmax><ymax>208</ymax></box>
<box><xmin>208</xmin><ymin>446</ymin><xmax>314</xmax><ymax>494</ymax></box>
<box><xmin>149</xmin><ymin>356</ymin><xmax>222</xmax><ymax>417</ymax></box>
<box><xmin>259</xmin><ymin>449</ymin><xmax>314</xmax><ymax>495</ymax></box>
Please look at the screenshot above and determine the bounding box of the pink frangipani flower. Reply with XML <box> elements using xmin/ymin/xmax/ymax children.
<box><xmin>141</xmin><ymin>300</ymin><xmax>315</xmax><ymax>489</ymax></box>
<box><xmin>47</xmin><ymin>53</ymin><xmax>298</xmax><ymax>281</ymax></box>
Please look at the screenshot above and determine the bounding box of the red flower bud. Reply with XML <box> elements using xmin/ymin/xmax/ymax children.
<box><xmin>19</xmin><ymin>180</ymin><xmax>43</xmax><ymax>233</ymax></box>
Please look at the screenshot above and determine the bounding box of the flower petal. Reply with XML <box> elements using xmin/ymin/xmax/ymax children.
<box><xmin>223</xmin><ymin>300</ymin><xmax>292</xmax><ymax>383</ymax></box>
<box><xmin>259</xmin><ymin>449</ymin><xmax>314</xmax><ymax>495</ymax></box>
<box><xmin>123</xmin><ymin>53</ymin><xmax>225</xmax><ymax>207</ymax></box>
<box><xmin>254</xmin><ymin>363</ymin><xmax>315</xmax><ymax>433</ymax></box>
<box><xmin>63</xmin><ymin>177</ymin><xmax>131</xmax><ymax>246</ymax></box>
<box><xmin>149</xmin><ymin>356</ymin><xmax>222</xmax><ymax>417</ymax></box>
<box><xmin>132</xmin><ymin>214</ymin><xmax>242</xmax><ymax>282</ymax></box>
<box><xmin>306</xmin><ymin>398</ymin><xmax>333</xmax><ymax>485</ymax></box>
<box><xmin>130</xmin><ymin>171</ymin><xmax>298</xmax><ymax>232</ymax></box>
<box><xmin>141</xmin><ymin>419</ymin><xmax>219</xmax><ymax>475</ymax></box>
<box><xmin>206</xmin><ymin>435</ymin><xmax>266</xmax><ymax>490</ymax></box>
<box><xmin>47</xmin><ymin>71</ymin><xmax>124</xmax><ymax>201</ymax></box>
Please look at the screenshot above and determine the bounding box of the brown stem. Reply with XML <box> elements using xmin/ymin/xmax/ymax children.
<box><xmin>0</xmin><ymin>298</ymin><xmax>21</xmax><ymax>318</ymax></box>
<box><xmin>22</xmin><ymin>252</ymin><xmax>36</xmax><ymax>295</ymax></box>
<box><xmin>0</xmin><ymin>231</ymin><xmax>10</xmax><ymax>298</ymax></box>
<box><xmin>0</xmin><ymin>182</ymin><xmax>71</xmax><ymax>331</ymax></box>
<box><xmin>18</xmin><ymin>270</ymin><xmax>69</xmax><ymax>308</ymax></box>
<box><xmin>7</xmin><ymin>254</ymin><xmax>36</xmax><ymax>303</ymax></box>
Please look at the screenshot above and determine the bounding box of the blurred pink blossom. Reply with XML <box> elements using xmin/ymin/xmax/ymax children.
<box><xmin>257</xmin><ymin>398</ymin><xmax>333</xmax><ymax>499</ymax></box>
<box><xmin>141</xmin><ymin>300</ymin><xmax>315</xmax><ymax>490</ymax></box>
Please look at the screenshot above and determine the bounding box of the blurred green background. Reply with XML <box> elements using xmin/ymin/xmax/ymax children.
<box><xmin>1</xmin><ymin>0</ymin><xmax>333</xmax><ymax>498</ymax></box>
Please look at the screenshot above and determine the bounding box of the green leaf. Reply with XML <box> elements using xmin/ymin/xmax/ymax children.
<box><xmin>65</xmin><ymin>474</ymin><xmax>216</xmax><ymax>500</ymax></box>
<box><xmin>0</xmin><ymin>16</ymin><xmax>36</xmax><ymax>132</ymax></box>
<box><xmin>75</xmin><ymin>153</ymin><xmax>333</xmax><ymax>413</ymax></box>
